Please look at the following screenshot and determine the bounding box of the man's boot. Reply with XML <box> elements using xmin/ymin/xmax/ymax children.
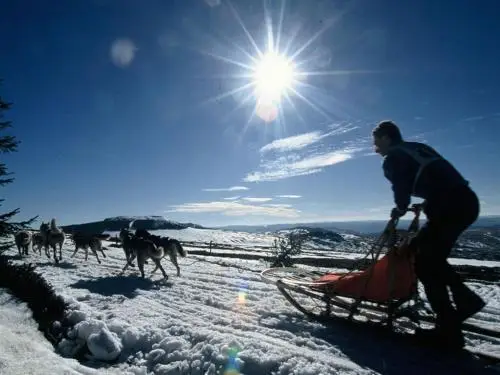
<box><xmin>451</xmin><ymin>284</ymin><xmax>486</xmax><ymax>322</ymax></box>
<box><xmin>414</xmin><ymin>314</ymin><xmax>465</xmax><ymax>351</ymax></box>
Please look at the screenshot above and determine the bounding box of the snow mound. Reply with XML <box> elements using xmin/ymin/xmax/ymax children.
<box><xmin>59</xmin><ymin>318</ymin><xmax>122</xmax><ymax>361</ymax></box>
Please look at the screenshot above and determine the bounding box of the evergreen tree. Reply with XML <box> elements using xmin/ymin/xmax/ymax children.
<box><xmin>0</xmin><ymin>79</ymin><xmax>37</xmax><ymax>252</ymax></box>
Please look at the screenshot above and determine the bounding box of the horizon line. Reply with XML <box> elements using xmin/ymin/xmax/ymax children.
<box><xmin>49</xmin><ymin>213</ymin><xmax>500</xmax><ymax>228</ymax></box>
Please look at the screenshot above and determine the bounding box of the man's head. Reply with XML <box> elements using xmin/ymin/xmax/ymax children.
<box><xmin>372</xmin><ymin>120</ymin><xmax>403</xmax><ymax>156</ymax></box>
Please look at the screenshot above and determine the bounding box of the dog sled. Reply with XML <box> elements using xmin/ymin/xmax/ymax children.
<box><xmin>261</xmin><ymin>204</ymin><xmax>500</xmax><ymax>361</ymax></box>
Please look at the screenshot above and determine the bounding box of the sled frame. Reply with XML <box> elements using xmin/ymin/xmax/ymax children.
<box><xmin>262</xmin><ymin>205</ymin><xmax>425</xmax><ymax>330</ymax></box>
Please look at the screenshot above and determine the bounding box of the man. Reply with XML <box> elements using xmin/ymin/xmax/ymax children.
<box><xmin>372</xmin><ymin>120</ymin><xmax>485</xmax><ymax>349</ymax></box>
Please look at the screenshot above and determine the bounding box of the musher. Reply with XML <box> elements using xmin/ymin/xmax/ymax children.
<box><xmin>372</xmin><ymin>120</ymin><xmax>486</xmax><ymax>349</ymax></box>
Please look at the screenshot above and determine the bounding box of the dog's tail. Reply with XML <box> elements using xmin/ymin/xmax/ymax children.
<box><xmin>170</xmin><ymin>239</ymin><xmax>187</xmax><ymax>257</ymax></box>
<box><xmin>128</xmin><ymin>220</ymin><xmax>136</xmax><ymax>230</ymax></box>
<box><xmin>148</xmin><ymin>243</ymin><xmax>164</xmax><ymax>259</ymax></box>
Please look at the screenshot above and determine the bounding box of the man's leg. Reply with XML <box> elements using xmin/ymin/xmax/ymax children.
<box><xmin>413</xmin><ymin>220</ymin><xmax>465</xmax><ymax>349</ymax></box>
<box><xmin>436</xmin><ymin>189</ymin><xmax>485</xmax><ymax>322</ymax></box>
<box><xmin>414</xmin><ymin>221</ymin><xmax>459</xmax><ymax>325</ymax></box>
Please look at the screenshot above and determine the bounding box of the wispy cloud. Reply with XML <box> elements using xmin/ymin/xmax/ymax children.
<box><xmin>244</xmin><ymin>148</ymin><xmax>359</xmax><ymax>182</ymax></box>
<box><xmin>460</xmin><ymin>113</ymin><xmax>500</xmax><ymax>123</ymax></box>
<box><xmin>462</xmin><ymin>115</ymin><xmax>487</xmax><ymax>122</ymax></box>
<box><xmin>202</xmin><ymin>186</ymin><xmax>249</xmax><ymax>192</ymax></box>
<box><xmin>223</xmin><ymin>196</ymin><xmax>240</xmax><ymax>200</ymax></box>
<box><xmin>259</xmin><ymin>123</ymin><xmax>359</xmax><ymax>154</ymax></box>
<box><xmin>242</xmin><ymin>197</ymin><xmax>273</xmax><ymax>202</ymax></box>
<box><xmin>327</xmin><ymin>122</ymin><xmax>360</xmax><ymax>136</ymax></box>
<box><xmin>276</xmin><ymin>195</ymin><xmax>301</xmax><ymax>199</ymax></box>
<box><xmin>260</xmin><ymin>131</ymin><xmax>324</xmax><ymax>153</ymax></box>
<box><xmin>264</xmin><ymin>203</ymin><xmax>293</xmax><ymax>208</ymax></box>
<box><xmin>167</xmin><ymin>201</ymin><xmax>300</xmax><ymax>218</ymax></box>
<box><xmin>245</xmin><ymin>122</ymin><xmax>368</xmax><ymax>183</ymax></box>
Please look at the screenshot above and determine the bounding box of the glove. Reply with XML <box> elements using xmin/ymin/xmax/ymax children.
<box><xmin>390</xmin><ymin>207</ymin><xmax>407</xmax><ymax>219</ymax></box>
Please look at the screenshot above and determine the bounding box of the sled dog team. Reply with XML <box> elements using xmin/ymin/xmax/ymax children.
<box><xmin>13</xmin><ymin>218</ymin><xmax>186</xmax><ymax>280</ymax></box>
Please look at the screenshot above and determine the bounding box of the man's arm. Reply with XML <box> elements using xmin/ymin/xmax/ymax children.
<box><xmin>382</xmin><ymin>152</ymin><xmax>413</xmax><ymax>212</ymax></box>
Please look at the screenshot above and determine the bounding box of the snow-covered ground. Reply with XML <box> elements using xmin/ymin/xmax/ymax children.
<box><xmin>2</xmin><ymin>227</ymin><xmax>500</xmax><ymax>374</ymax></box>
<box><xmin>0</xmin><ymin>289</ymin><xmax>121</xmax><ymax>374</ymax></box>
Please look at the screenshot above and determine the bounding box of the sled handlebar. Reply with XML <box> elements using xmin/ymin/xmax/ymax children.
<box><xmin>386</xmin><ymin>203</ymin><xmax>424</xmax><ymax>231</ymax></box>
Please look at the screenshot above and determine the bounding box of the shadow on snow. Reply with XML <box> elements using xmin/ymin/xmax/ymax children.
<box><xmin>258</xmin><ymin>311</ymin><xmax>498</xmax><ymax>375</ymax></box>
<box><xmin>69</xmin><ymin>275</ymin><xmax>172</xmax><ymax>298</ymax></box>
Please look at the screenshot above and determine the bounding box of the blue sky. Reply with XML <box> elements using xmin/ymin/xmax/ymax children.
<box><xmin>1</xmin><ymin>0</ymin><xmax>499</xmax><ymax>227</ymax></box>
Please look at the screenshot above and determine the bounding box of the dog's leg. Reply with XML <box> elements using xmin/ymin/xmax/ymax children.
<box><xmin>122</xmin><ymin>253</ymin><xmax>136</xmax><ymax>272</ymax></box>
<box><xmin>52</xmin><ymin>244</ymin><xmax>59</xmax><ymax>263</ymax></box>
<box><xmin>84</xmin><ymin>246</ymin><xmax>89</xmax><ymax>261</ymax></box>
<box><xmin>71</xmin><ymin>246</ymin><xmax>80</xmax><ymax>258</ymax></box>
<box><xmin>97</xmin><ymin>242</ymin><xmax>106</xmax><ymax>259</ymax></box>
<box><xmin>169</xmin><ymin>252</ymin><xmax>181</xmax><ymax>277</ymax></box>
<box><xmin>153</xmin><ymin>259</ymin><xmax>168</xmax><ymax>280</ymax></box>
<box><xmin>123</xmin><ymin>246</ymin><xmax>134</xmax><ymax>266</ymax></box>
<box><xmin>44</xmin><ymin>240</ymin><xmax>51</xmax><ymax>258</ymax></box>
<box><xmin>92</xmin><ymin>248</ymin><xmax>101</xmax><ymax>264</ymax></box>
<box><xmin>137</xmin><ymin>254</ymin><xmax>146</xmax><ymax>278</ymax></box>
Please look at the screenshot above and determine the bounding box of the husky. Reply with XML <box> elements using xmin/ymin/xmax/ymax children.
<box><xmin>119</xmin><ymin>228</ymin><xmax>136</xmax><ymax>266</ymax></box>
<box><xmin>71</xmin><ymin>233</ymin><xmax>107</xmax><ymax>264</ymax></box>
<box><xmin>40</xmin><ymin>218</ymin><xmax>65</xmax><ymax>263</ymax></box>
<box><xmin>121</xmin><ymin>235</ymin><xmax>170</xmax><ymax>279</ymax></box>
<box><xmin>148</xmin><ymin>235</ymin><xmax>187</xmax><ymax>276</ymax></box>
<box><xmin>14</xmin><ymin>230</ymin><xmax>32</xmax><ymax>256</ymax></box>
<box><xmin>32</xmin><ymin>232</ymin><xmax>46</xmax><ymax>256</ymax></box>
<box><xmin>133</xmin><ymin>229</ymin><xmax>187</xmax><ymax>276</ymax></box>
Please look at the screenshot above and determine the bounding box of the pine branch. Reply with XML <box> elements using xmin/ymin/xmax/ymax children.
<box><xmin>0</xmin><ymin>121</ymin><xmax>12</xmax><ymax>130</ymax></box>
<box><xmin>0</xmin><ymin>135</ymin><xmax>19</xmax><ymax>153</ymax></box>
<box><xmin>0</xmin><ymin>177</ymin><xmax>14</xmax><ymax>186</ymax></box>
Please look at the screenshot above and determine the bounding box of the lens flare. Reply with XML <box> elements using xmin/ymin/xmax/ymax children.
<box><xmin>224</xmin><ymin>346</ymin><xmax>241</xmax><ymax>375</ymax></box>
<box><xmin>237</xmin><ymin>281</ymin><xmax>249</xmax><ymax>305</ymax></box>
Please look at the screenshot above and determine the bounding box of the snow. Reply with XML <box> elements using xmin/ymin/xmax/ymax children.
<box><xmin>0</xmin><ymin>289</ymin><xmax>121</xmax><ymax>374</ymax></box>
<box><xmin>2</xmin><ymin>227</ymin><xmax>500</xmax><ymax>374</ymax></box>
<box><xmin>448</xmin><ymin>258</ymin><xmax>500</xmax><ymax>268</ymax></box>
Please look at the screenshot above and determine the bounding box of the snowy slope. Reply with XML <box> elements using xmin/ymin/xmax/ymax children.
<box><xmin>106</xmin><ymin>227</ymin><xmax>500</xmax><ymax>267</ymax></box>
<box><xmin>2</xmin><ymin>229</ymin><xmax>500</xmax><ymax>374</ymax></box>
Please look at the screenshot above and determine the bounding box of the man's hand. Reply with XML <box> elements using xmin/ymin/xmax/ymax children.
<box><xmin>390</xmin><ymin>207</ymin><xmax>407</xmax><ymax>219</ymax></box>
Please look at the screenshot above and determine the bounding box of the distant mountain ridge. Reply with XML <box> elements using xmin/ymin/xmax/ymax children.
<box><xmin>59</xmin><ymin>214</ymin><xmax>500</xmax><ymax>236</ymax></box>
<box><xmin>61</xmin><ymin>215</ymin><xmax>205</xmax><ymax>234</ymax></box>
<box><xmin>216</xmin><ymin>215</ymin><xmax>500</xmax><ymax>234</ymax></box>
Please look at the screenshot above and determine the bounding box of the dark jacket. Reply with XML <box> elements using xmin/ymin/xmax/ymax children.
<box><xmin>382</xmin><ymin>141</ymin><xmax>469</xmax><ymax>211</ymax></box>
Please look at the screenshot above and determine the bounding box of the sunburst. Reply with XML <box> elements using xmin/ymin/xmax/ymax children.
<box><xmin>196</xmin><ymin>0</ymin><xmax>373</xmax><ymax>130</ymax></box>
<box><xmin>252</xmin><ymin>51</ymin><xmax>296</xmax><ymax>122</ymax></box>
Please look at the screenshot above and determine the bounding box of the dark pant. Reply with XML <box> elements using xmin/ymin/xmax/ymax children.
<box><xmin>413</xmin><ymin>185</ymin><xmax>480</xmax><ymax>327</ymax></box>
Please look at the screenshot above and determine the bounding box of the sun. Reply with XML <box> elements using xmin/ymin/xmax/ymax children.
<box><xmin>253</xmin><ymin>51</ymin><xmax>295</xmax><ymax>104</ymax></box>
<box><xmin>197</xmin><ymin>1</ymin><xmax>372</xmax><ymax>126</ymax></box>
